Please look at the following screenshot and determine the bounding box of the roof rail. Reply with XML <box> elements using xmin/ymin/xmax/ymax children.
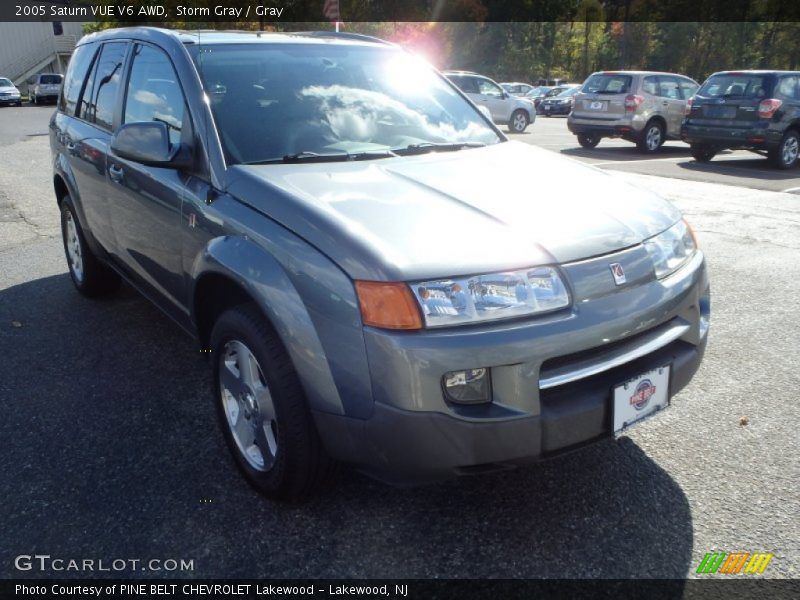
<box><xmin>293</xmin><ymin>31</ymin><xmax>393</xmax><ymax>45</ymax></box>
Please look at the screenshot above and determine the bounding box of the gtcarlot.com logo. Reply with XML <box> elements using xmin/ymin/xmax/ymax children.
<box><xmin>14</xmin><ymin>554</ymin><xmax>195</xmax><ymax>573</ymax></box>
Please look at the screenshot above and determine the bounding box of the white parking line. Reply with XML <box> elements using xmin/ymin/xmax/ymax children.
<box><xmin>591</xmin><ymin>156</ymin><xmax>691</xmax><ymax>167</ymax></box>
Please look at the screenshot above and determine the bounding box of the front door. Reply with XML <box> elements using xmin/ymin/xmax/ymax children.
<box><xmin>107</xmin><ymin>42</ymin><xmax>190</xmax><ymax>321</ymax></box>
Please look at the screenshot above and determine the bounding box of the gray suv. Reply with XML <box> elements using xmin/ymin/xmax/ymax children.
<box><xmin>445</xmin><ymin>71</ymin><xmax>536</xmax><ymax>133</ymax></box>
<box><xmin>52</xmin><ymin>28</ymin><xmax>709</xmax><ymax>500</ymax></box>
<box><xmin>569</xmin><ymin>71</ymin><xmax>699</xmax><ymax>152</ymax></box>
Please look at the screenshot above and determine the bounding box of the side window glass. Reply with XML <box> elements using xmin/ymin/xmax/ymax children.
<box><xmin>776</xmin><ymin>76</ymin><xmax>798</xmax><ymax>100</ymax></box>
<box><xmin>478</xmin><ymin>79</ymin><xmax>502</xmax><ymax>97</ymax></box>
<box><xmin>124</xmin><ymin>44</ymin><xmax>186</xmax><ymax>147</ymax></box>
<box><xmin>642</xmin><ymin>76</ymin><xmax>658</xmax><ymax>96</ymax></box>
<box><xmin>87</xmin><ymin>42</ymin><xmax>128</xmax><ymax>130</ymax></box>
<box><xmin>658</xmin><ymin>77</ymin><xmax>681</xmax><ymax>99</ymax></box>
<box><xmin>678</xmin><ymin>80</ymin><xmax>699</xmax><ymax>100</ymax></box>
<box><xmin>59</xmin><ymin>43</ymin><xmax>96</xmax><ymax>116</ymax></box>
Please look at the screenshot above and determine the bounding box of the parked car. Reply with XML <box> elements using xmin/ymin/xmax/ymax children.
<box><xmin>568</xmin><ymin>71</ymin><xmax>699</xmax><ymax>152</ymax></box>
<box><xmin>500</xmin><ymin>82</ymin><xmax>534</xmax><ymax>96</ymax></box>
<box><xmin>0</xmin><ymin>77</ymin><xmax>22</xmax><ymax>106</ymax></box>
<box><xmin>535</xmin><ymin>84</ymin><xmax>579</xmax><ymax>114</ymax></box>
<box><xmin>522</xmin><ymin>85</ymin><xmax>553</xmax><ymax>109</ymax></box>
<box><xmin>52</xmin><ymin>28</ymin><xmax>709</xmax><ymax>500</ymax></box>
<box><xmin>30</xmin><ymin>73</ymin><xmax>63</xmax><ymax>105</ymax></box>
<box><xmin>681</xmin><ymin>70</ymin><xmax>800</xmax><ymax>169</ymax></box>
<box><xmin>538</xmin><ymin>85</ymin><xmax>582</xmax><ymax>116</ymax></box>
<box><xmin>444</xmin><ymin>70</ymin><xmax>536</xmax><ymax>133</ymax></box>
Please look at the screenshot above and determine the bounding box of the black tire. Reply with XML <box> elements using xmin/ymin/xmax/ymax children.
<box><xmin>636</xmin><ymin>120</ymin><xmax>665</xmax><ymax>153</ymax></box>
<box><xmin>60</xmin><ymin>196</ymin><xmax>121</xmax><ymax>297</ymax></box>
<box><xmin>507</xmin><ymin>109</ymin><xmax>529</xmax><ymax>133</ymax></box>
<box><xmin>690</xmin><ymin>144</ymin><xmax>717</xmax><ymax>163</ymax></box>
<box><xmin>211</xmin><ymin>304</ymin><xmax>337</xmax><ymax>501</ymax></box>
<box><xmin>577</xmin><ymin>132</ymin><xmax>601</xmax><ymax>149</ymax></box>
<box><xmin>768</xmin><ymin>130</ymin><xmax>799</xmax><ymax>169</ymax></box>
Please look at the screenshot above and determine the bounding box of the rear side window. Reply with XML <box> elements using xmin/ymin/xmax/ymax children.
<box><xmin>82</xmin><ymin>42</ymin><xmax>128</xmax><ymax>130</ymax></box>
<box><xmin>123</xmin><ymin>44</ymin><xmax>186</xmax><ymax>146</ymax></box>
<box><xmin>40</xmin><ymin>74</ymin><xmax>63</xmax><ymax>84</ymax></box>
<box><xmin>698</xmin><ymin>74</ymin><xmax>768</xmax><ymax>99</ymax></box>
<box><xmin>477</xmin><ymin>78</ymin><xmax>503</xmax><ymax>97</ymax></box>
<box><xmin>60</xmin><ymin>43</ymin><xmax>96</xmax><ymax>116</ymax></box>
<box><xmin>775</xmin><ymin>76</ymin><xmax>799</xmax><ymax>101</ymax></box>
<box><xmin>658</xmin><ymin>76</ymin><xmax>681</xmax><ymax>99</ymax></box>
<box><xmin>678</xmin><ymin>79</ymin><xmax>699</xmax><ymax>100</ymax></box>
<box><xmin>449</xmin><ymin>75</ymin><xmax>478</xmax><ymax>94</ymax></box>
<box><xmin>582</xmin><ymin>73</ymin><xmax>632</xmax><ymax>94</ymax></box>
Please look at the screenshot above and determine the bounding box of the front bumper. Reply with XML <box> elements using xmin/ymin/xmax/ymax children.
<box><xmin>539</xmin><ymin>103</ymin><xmax>572</xmax><ymax>115</ymax></box>
<box><xmin>314</xmin><ymin>247</ymin><xmax>710</xmax><ymax>483</ymax></box>
<box><xmin>0</xmin><ymin>96</ymin><xmax>21</xmax><ymax>105</ymax></box>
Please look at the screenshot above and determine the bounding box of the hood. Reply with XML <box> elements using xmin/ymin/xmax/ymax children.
<box><xmin>227</xmin><ymin>141</ymin><xmax>680</xmax><ymax>281</ymax></box>
<box><xmin>0</xmin><ymin>85</ymin><xmax>18</xmax><ymax>92</ymax></box>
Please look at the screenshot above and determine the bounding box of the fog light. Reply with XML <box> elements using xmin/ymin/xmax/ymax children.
<box><xmin>443</xmin><ymin>368</ymin><xmax>491</xmax><ymax>404</ymax></box>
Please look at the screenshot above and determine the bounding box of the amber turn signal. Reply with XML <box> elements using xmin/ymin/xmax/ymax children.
<box><xmin>355</xmin><ymin>281</ymin><xmax>423</xmax><ymax>330</ymax></box>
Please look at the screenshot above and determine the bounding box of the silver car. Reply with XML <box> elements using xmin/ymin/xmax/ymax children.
<box><xmin>53</xmin><ymin>29</ymin><xmax>709</xmax><ymax>500</ymax></box>
<box><xmin>30</xmin><ymin>73</ymin><xmax>63</xmax><ymax>105</ymax></box>
<box><xmin>568</xmin><ymin>71</ymin><xmax>699</xmax><ymax>152</ymax></box>
<box><xmin>0</xmin><ymin>77</ymin><xmax>22</xmax><ymax>106</ymax></box>
<box><xmin>445</xmin><ymin>71</ymin><xmax>536</xmax><ymax>133</ymax></box>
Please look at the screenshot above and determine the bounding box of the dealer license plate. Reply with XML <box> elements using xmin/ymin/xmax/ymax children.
<box><xmin>613</xmin><ymin>365</ymin><xmax>670</xmax><ymax>433</ymax></box>
<box><xmin>586</xmin><ymin>100</ymin><xmax>606</xmax><ymax>110</ymax></box>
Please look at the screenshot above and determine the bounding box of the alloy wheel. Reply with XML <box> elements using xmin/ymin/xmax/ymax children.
<box><xmin>64</xmin><ymin>209</ymin><xmax>84</xmax><ymax>283</ymax></box>
<box><xmin>219</xmin><ymin>340</ymin><xmax>278</xmax><ymax>472</ymax></box>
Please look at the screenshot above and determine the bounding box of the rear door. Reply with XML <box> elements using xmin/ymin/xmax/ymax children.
<box><xmin>107</xmin><ymin>42</ymin><xmax>191</xmax><ymax>317</ymax></box>
<box><xmin>572</xmin><ymin>72</ymin><xmax>632</xmax><ymax>121</ymax></box>
<box><xmin>64</xmin><ymin>41</ymin><xmax>130</xmax><ymax>254</ymax></box>
<box><xmin>656</xmin><ymin>76</ymin><xmax>686</xmax><ymax>137</ymax></box>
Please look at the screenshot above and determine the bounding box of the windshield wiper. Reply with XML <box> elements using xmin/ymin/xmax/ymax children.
<box><xmin>394</xmin><ymin>141</ymin><xmax>486</xmax><ymax>156</ymax></box>
<box><xmin>246</xmin><ymin>150</ymin><xmax>398</xmax><ymax>165</ymax></box>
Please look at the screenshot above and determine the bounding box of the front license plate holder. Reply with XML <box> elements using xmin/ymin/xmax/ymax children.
<box><xmin>613</xmin><ymin>365</ymin><xmax>671</xmax><ymax>434</ymax></box>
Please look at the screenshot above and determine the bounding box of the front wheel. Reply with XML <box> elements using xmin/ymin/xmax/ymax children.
<box><xmin>690</xmin><ymin>144</ymin><xmax>717</xmax><ymax>163</ymax></box>
<box><xmin>577</xmin><ymin>132</ymin><xmax>601</xmax><ymax>149</ymax></box>
<box><xmin>768</xmin><ymin>130</ymin><xmax>799</xmax><ymax>169</ymax></box>
<box><xmin>211</xmin><ymin>304</ymin><xmax>337</xmax><ymax>501</ymax></box>
<box><xmin>637</xmin><ymin>121</ymin><xmax>664</xmax><ymax>153</ymax></box>
<box><xmin>507</xmin><ymin>109</ymin><xmax>529</xmax><ymax>133</ymax></box>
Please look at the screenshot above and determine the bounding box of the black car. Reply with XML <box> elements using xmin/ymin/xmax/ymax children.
<box><xmin>681</xmin><ymin>70</ymin><xmax>800</xmax><ymax>169</ymax></box>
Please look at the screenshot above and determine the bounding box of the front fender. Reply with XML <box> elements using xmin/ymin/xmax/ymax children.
<box><xmin>190</xmin><ymin>233</ymin><xmax>373</xmax><ymax>419</ymax></box>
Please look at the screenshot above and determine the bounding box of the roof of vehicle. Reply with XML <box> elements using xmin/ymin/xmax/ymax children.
<box><xmin>708</xmin><ymin>70</ymin><xmax>800</xmax><ymax>75</ymax></box>
<box><xmin>78</xmin><ymin>27</ymin><xmax>394</xmax><ymax>48</ymax></box>
<box><xmin>501</xmin><ymin>82</ymin><xmax>532</xmax><ymax>86</ymax></box>
<box><xmin>442</xmin><ymin>70</ymin><xmax>480</xmax><ymax>76</ymax></box>
<box><xmin>594</xmin><ymin>70</ymin><xmax>694</xmax><ymax>77</ymax></box>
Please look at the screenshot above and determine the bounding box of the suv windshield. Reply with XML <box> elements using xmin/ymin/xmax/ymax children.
<box><xmin>582</xmin><ymin>73</ymin><xmax>632</xmax><ymax>94</ymax></box>
<box><xmin>698</xmin><ymin>74</ymin><xmax>769</xmax><ymax>98</ymax></box>
<box><xmin>40</xmin><ymin>74</ymin><xmax>63</xmax><ymax>84</ymax></box>
<box><xmin>191</xmin><ymin>44</ymin><xmax>501</xmax><ymax>165</ymax></box>
<box><xmin>0</xmin><ymin>78</ymin><xmax>13</xmax><ymax>87</ymax></box>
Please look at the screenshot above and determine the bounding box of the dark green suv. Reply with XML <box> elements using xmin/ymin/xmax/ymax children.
<box><xmin>681</xmin><ymin>70</ymin><xmax>800</xmax><ymax>169</ymax></box>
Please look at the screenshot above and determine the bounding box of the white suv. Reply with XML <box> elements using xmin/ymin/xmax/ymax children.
<box><xmin>30</xmin><ymin>73</ymin><xmax>63</xmax><ymax>105</ymax></box>
<box><xmin>445</xmin><ymin>71</ymin><xmax>536</xmax><ymax>133</ymax></box>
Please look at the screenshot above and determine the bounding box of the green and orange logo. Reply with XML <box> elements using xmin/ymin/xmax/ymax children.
<box><xmin>696</xmin><ymin>552</ymin><xmax>774</xmax><ymax>574</ymax></box>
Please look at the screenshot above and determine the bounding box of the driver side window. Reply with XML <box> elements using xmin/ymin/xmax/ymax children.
<box><xmin>478</xmin><ymin>79</ymin><xmax>503</xmax><ymax>98</ymax></box>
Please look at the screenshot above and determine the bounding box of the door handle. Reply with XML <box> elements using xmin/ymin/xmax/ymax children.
<box><xmin>662</xmin><ymin>101</ymin><xmax>669</xmax><ymax>106</ymax></box>
<box><xmin>108</xmin><ymin>163</ymin><xmax>124</xmax><ymax>183</ymax></box>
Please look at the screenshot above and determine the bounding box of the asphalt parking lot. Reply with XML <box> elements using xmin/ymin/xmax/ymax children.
<box><xmin>1</xmin><ymin>105</ymin><xmax>798</xmax><ymax>580</ymax></box>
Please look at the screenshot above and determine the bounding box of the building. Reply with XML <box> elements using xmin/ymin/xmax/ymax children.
<box><xmin>0</xmin><ymin>21</ymin><xmax>88</xmax><ymax>94</ymax></box>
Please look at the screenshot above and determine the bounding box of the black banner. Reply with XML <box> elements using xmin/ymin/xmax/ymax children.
<box><xmin>2</xmin><ymin>579</ymin><xmax>800</xmax><ymax>600</ymax></box>
<box><xmin>1</xmin><ymin>0</ymin><xmax>800</xmax><ymax>23</ymax></box>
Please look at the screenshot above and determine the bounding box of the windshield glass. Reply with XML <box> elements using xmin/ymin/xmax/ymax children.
<box><xmin>582</xmin><ymin>73</ymin><xmax>632</xmax><ymax>94</ymax></box>
<box><xmin>557</xmin><ymin>87</ymin><xmax>579</xmax><ymax>97</ymax></box>
<box><xmin>190</xmin><ymin>43</ymin><xmax>501</xmax><ymax>165</ymax></box>
<box><xmin>698</xmin><ymin>74</ymin><xmax>768</xmax><ymax>98</ymax></box>
<box><xmin>40</xmin><ymin>74</ymin><xmax>63</xmax><ymax>84</ymax></box>
<box><xmin>0</xmin><ymin>78</ymin><xmax>13</xmax><ymax>87</ymax></box>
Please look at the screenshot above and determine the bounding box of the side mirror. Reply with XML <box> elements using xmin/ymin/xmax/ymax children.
<box><xmin>111</xmin><ymin>121</ymin><xmax>190</xmax><ymax>169</ymax></box>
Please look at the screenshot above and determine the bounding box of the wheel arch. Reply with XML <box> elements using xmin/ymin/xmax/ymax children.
<box><xmin>190</xmin><ymin>236</ymin><xmax>353</xmax><ymax>418</ymax></box>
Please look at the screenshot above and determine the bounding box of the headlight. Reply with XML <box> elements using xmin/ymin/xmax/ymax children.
<box><xmin>411</xmin><ymin>266</ymin><xmax>570</xmax><ymax>328</ymax></box>
<box><xmin>644</xmin><ymin>219</ymin><xmax>697</xmax><ymax>279</ymax></box>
